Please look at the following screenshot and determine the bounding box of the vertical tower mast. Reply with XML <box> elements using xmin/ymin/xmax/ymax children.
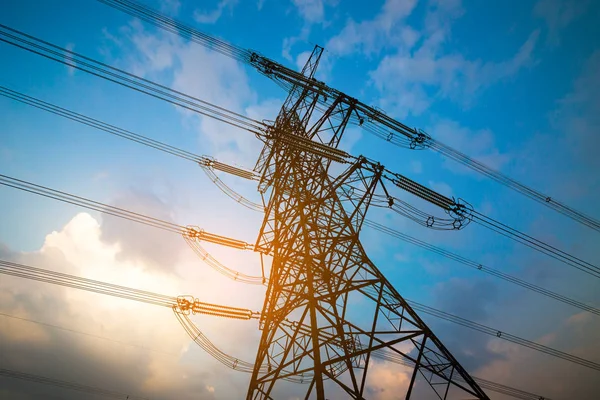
<box><xmin>248</xmin><ymin>48</ymin><xmax>489</xmax><ymax>399</ymax></box>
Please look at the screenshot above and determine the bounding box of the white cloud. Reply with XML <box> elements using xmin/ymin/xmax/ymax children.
<box><xmin>370</xmin><ymin>29</ymin><xmax>540</xmax><ymax>117</ymax></box>
<box><xmin>99</xmin><ymin>191</ymin><xmax>187</xmax><ymax>273</ymax></box>
<box><xmin>194</xmin><ymin>0</ymin><xmax>238</xmax><ymax>24</ymax></box>
<box><xmin>516</xmin><ymin>50</ymin><xmax>600</xmax><ymax>201</ymax></box>
<box><xmin>364</xmin><ymin>360</ymin><xmax>411</xmax><ymax>399</ymax></box>
<box><xmin>324</xmin><ymin>0</ymin><xmax>539</xmax><ymax>117</ymax></box>
<box><xmin>65</xmin><ymin>43</ymin><xmax>76</xmax><ymax>76</ymax></box>
<box><xmin>410</xmin><ymin>160</ymin><xmax>422</xmax><ymax>174</ymax></box>
<box><xmin>0</xmin><ymin>211</ymin><xmax>263</xmax><ymax>398</ymax></box>
<box><xmin>105</xmin><ymin>19</ymin><xmax>276</xmax><ymax>167</ymax></box>
<box><xmin>476</xmin><ymin>311</ymin><xmax>600</xmax><ymax>398</ymax></box>
<box><xmin>326</xmin><ymin>0</ymin><xmax>419</xmax><ymax>56</ymax></box>
<box><xmin>534</xmin><ymin>0</ymin><xmax>589</xmax><ymax>46</ymax></box>
<box><xmin>160</xmin><ymin>0</ymin><xmax>181</xmax><ymax>16</ymax></box>
<box><xmin>282</xmin><ymin>0</ymin><xmax>337</xmax><ymax>65</ymax></box>
<box><xmin>129</xmin><ymin>22</ymin><xmax>177</xmax><ymax>73</ymax></box>
<box><xmin>0</xmin><ymin>214</ymin><xmax>205</xmax><ymax>398</ymax></box>
<box><xmin>426</xmin><ymin>119</ymin><xmax>509</xmax><ymax>176</ymax></box>
<box><xmin>291</xmin><ymin>0</ymin><xmax>325</xmax><ymax>24</ymax></box>
<box><xmin>428</xmin><ymin>180</ymin><xmax>453</xmax><ymax>198</ymax></box>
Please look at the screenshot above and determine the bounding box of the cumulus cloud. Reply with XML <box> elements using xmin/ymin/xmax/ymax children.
<box><xmin>282</xmin><ymin>0</ymin><xmax>339</xmax><ymax>63</ymax></box>
<box><xmin>103</xmin><ymin>17</ymin><xmax>276</xmax><ymax>167</ymax></box>
<box><xmin>326</xmin><ymin>0</ymin><xmax>419</xmax><ymax>57</ymax></box>
<box><xmin>426</xmin><ymin>119</ymin><xmax>509</xmax><ymax>176</ymax></box>
<box><xmin>160</xmin><ymin>0</ymin><xmax>181</xmax><ymax>16</ymax></box>
<box><xmin>0</xmin><ymin>214</ymin><xmax>212</xmax><ymax>399</ymax></box>
<box><xmin>321</xmin><ymin>0</ymin><xmax>538</xmax><ymax>117</ymax></box>
<box><xmin>517</xmin><ymin>50</ymin><xmax>600</xmax><ymax>202</ymax></box>
<box><xmin>364</xmin><ymin>361</ymin><xmax>411</xmax><ymax>399</ymax></box>
<box><xmin>534</xmin><ymin>0</ymin><xmax>590</xmax><ymax>46</ymax></box>
<box><xmin>0</xmin><ymin>212</ymin><xmax>266</xmax><ymax>399</ymax></box>
<box><xmin>194</xmin><ymin>0</ymin><xmax>238</xmax><ymax>24</ymax></box>
<box><xmin>291</xmin><ymin>0</ymin><xmax>325</xmax><ymax>24</ymax></box>
<box><xmin>99</xmin><ymin>189</ymin><xmax>187</xmax><ymax>273</ymax></box>
<box><xmin>370</xmin><ymin>29</ymin><xmax>539</xmax><ymax>117</ymax></box>
<box><xmin>477</xmin><ymin>311</ymin><xmax>600</xmax><ymax>398</ymax></box>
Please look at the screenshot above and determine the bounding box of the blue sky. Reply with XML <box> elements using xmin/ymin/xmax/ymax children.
<box><xmin>0</xmin><ymin>0</ymin><xmax>599</xmax><ymax>399</ymax></box>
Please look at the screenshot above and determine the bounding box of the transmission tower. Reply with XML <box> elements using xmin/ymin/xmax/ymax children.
<box><xmin>248</xmin><ymin>47</ymin><xmax>489</xmax><ymax>399</ymax></box>
<box><xmin>1</xmin><ymin>1</ymin><xmax>598</xmax><ymax>398</ymax></box>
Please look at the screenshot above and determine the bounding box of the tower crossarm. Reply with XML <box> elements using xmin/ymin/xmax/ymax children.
<box><xmin>184</xmin><ymin>226</ymin><xmax>255</xmax><ymax>251</ymax></box>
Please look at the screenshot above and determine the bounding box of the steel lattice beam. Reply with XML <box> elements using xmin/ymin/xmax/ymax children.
<box><xmin>247</xmin><ymin>48</ymin><xmax>489</xmax><ymax>399</ymax></box>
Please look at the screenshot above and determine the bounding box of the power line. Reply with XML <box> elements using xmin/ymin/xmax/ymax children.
<box><xmin>1</xmin><ymin>172</ymin><xmax>597</xmax><ymax>372</ymax></box>
<box><xmin>0</xmin><ymin>173</ymin><xmax>254</xmax><ymax>250</ymax></box>
<box><xmin>3</xmin><ymin>86</ymin><xmax>597</xmax><ymax>284</ymax></box>
<box><xmin>0</xmin><ymin>24</ymin><xmax>266</xmax><ymax>136</ymax></box>
<box><xmin>2</xmin><ymin>247</ymin><xmax>598</xmax><ymax>371</ymax></box>
<box><xmin>0</xmin><ymin>259</ymin><xmax>176</xmax><ymax>307</ymax></box>
<box><xmin>406</xmin><ymin>299</ymin><xmax>600</xmax><ymax>371</ymax></box>
<box><xmin>2</xmin><ymin>86</ymin><xmax>598</xmax><ymax>371</ymax></box>
<box><xmin>0</xmin><ymin>54</ymin><xmax>592</xmax><ymax>390</ymax></box>
<box><xmin>0</xmin><ymin>260</ymin><xmax>549</xmax><ymax>400</ymax></box>
<box><xmin>2</xmin><ymin>165</ymin><xmax>596</xmax><ymax>316</ymax></box>
<box><xmin>97</xmin><ymin>0</ymin><xmax>600</xmax><ymax>234</ymax></box>
<box><xmin>0</xmin><ymin>367</ymin><xmax>150</xmax><ymax>400</ymax></box>
<box><xmin>363</xmin><ymin>220</ymin><xmax>600</xmax><ymax>317</ymax></box>
<box><xmin>97</xmin><ymin>0</ymin><xmax>251</xmax><ymax>63</ymax></box>
<box><xmin>471</xmin><ymin>210</ymin><xmax>600</xmax><ymax>278</ymax></box>
<box><xmin>0</xmin><ymin>312</ymin><xmax>177</xmax><ymax>357</ymax></box>
<box><xmin>0</xmin><ymin>260</ymin><xmax>258</xmax><ymax>321</ymax></box>
<box><xmin>1</xmin><ymin>38</ymin><xmax>594</xmax><ymax>275</ymax></box>
<box><xmin>380</xmin><ymin>170</ymin><xmax>600</xmax><ymax>278</ymax></box>
<box><xmin>1</xmin><ymin>7</ymin><xmax>593</xmax><ymax>397</ymax></box>
<box><xmin>0</xmin><ymin>85</ymin><xmax>204</xmax><ymax>164</ymax></box>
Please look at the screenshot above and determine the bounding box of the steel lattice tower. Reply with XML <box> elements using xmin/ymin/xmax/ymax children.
<box><xmin>248</xmin><ymin>47</ymin><xmax>489</xmax><ymax>399</ymax></box>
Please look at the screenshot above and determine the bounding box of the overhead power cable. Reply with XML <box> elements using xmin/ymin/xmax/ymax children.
<box><xmin>405</xmin><ymin>299</ymin><xmax>600</xmax><ymax>371</ymax></box>
<box><xmin>0</xmin><ymin>368</ymin><xmax>150</xmax><ymax>400</ymax></box>
<box><xmin>2</xmin><ymin>175</ymin><xmax>597</xmax><ymax>371</ymax></box>
<box><xmin>363</xmin><ymin>220</ymin><xmax>600</xmax><ymax>317</ymax></box>
<box><xmin>471</xmin><ymin>210</ymin><xmax>600</xmax><ymax>279</ymax></box>
<box><xmin>2</xmin><ymin>167</ymin><xmax>596</xmax><ymax>318</ymax></box>
<box><xmin>371</xmin><ymin>351</ymin><xmax>551</xmax><ymax>400</ymax></box>
<box><xmin>4</xmin><ymin>257</ymin><xmax>599</xmax><ymax>379</ymax></box>
<box><xmin>427</xmin><ymin>139</ymin><xmax>600</xmax><ymax>232</ymax></box>
<box><xmin>0</xmin><ymin>260</ymin><xmax>257</xmax><ymax>321</ymax></box>
<box><xmin>0</xmin><ymin>85</ymin><xmax>204</xmax><ymax>164</ymax></box>
<box><xmin>0</xmin><ymin>173</ymin><xmax>266</xmax><ymax>284</ymax></box>
<box><xmin>0</xmin><ymin>173</ymin><xmax>254</xmax><ymax>251</ymax></box>
<box><xmin>1</xmin><ymin>85</ymin><xmax>596</xmax><ymax>311</ymax></box>
<box><xmin>0</xmin><ymin>260</ymin><xmax>556</xmax><ymax>399</ymax></box>
<box><xmin>0</xmin><ymin>313</ymin><xmax>547</xmax><ymax>400</ymax></box>
<box><xmin>0</xmin><ymin>259</ymin><xmax>176</xmax><ymax>307</ymax></box>
<box><xmin>0</xmin><ymin>86</ymin><xmax>266</xmax><ymax>213</ymax></box>
<box><xmin>380</xmin><ymin>172</ymin><xmax>600</xmax><ymax>279</ymax></box>
<box><xmin>97</xmin><ymin>0</ymin><xmax>600</xmax><ymax>234</ymax></box>
<box><xmin>0</xmin><ymin>24</ymin><xmax>266</xmax><ymax>136</ymax></box>
<box><xmin>0</xmin><ymin>312</ymin><xmax>176</xmax><ymax>357</ymax></box>
<box><xmin>3</xmin><ymin>87</ymin><xmax>595</xmax><ymax>283</ymax></box>
<box><xmin>97</xmin><ymin>0</ymin><xmax>251</xmax><ymax>63</ymax></box>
